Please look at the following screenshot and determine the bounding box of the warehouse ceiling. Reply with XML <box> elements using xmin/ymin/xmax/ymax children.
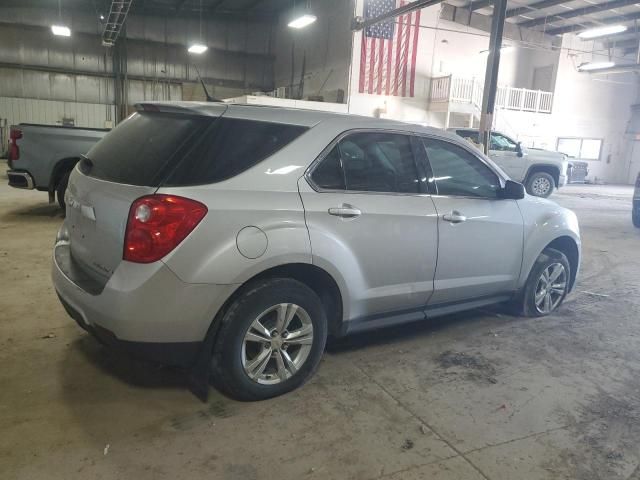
<box><xmin>457</xmin><ymin>0</ymin><xmax>640</xmax><ymax>39</ymax></box>
<box><xmin>13</xmin><ymin>0</ymin><xmax>294</xmax><ymax>18</ymax></box>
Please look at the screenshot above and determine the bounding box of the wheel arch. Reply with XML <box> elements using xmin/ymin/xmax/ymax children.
<box><xmin>525</xmin><ymin>164</ymin><xmax>560</xmax><ymax>188</ymax></box>
<box><xmin>542</xmin><ymin>236</ymin><xmax>580</xmax><ymax>292</ymax></box>
<box><xmin>48</xmin><ymin>157</ymin><xmax>80</xmax><ymax>193</ymax></box>
<box><xmin>217</xmin><ymin>263</ymin><xmax>345</xmax><ymax>338</ymax></box>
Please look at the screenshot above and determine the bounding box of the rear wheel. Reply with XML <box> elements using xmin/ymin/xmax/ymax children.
<box><xmin>526</xmin><ymin>172</ymin><xmax>555</xmax><ymax>198</ymax></box>
<box><xmin>520</xmin><ymin>248</ymin><xmax>570</xmax><ymax>317</ymax></box>
<box><xmin>56</xmin><ymin>170</ymin><xmax>71</xmax><ymax>210</ymax></box>
<box><xmin>211</xmin><ymin>278</ymin><xmax>327</xmax><ymax>401</ymax></box>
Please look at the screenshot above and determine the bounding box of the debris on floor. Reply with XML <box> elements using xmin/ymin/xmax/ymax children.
<box><xmin>401</xmin><ymin>439</ymin><xmax>414</xmax><ymax>451</ymax></box>
<box><xmin>103</xmin><ymin>444</ymin><xmax>110</xmax><ymax>456</ymax></box>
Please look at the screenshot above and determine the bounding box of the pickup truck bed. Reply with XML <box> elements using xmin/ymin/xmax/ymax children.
<box><xmin>7</xmin><ymin>123</ymin><xmax>109</xmax><ymax>208</ymax></box>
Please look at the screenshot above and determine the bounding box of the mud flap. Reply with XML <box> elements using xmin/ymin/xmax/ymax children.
<box><xmin>188</xmin><ymin>313</ymin><xmax>224</xmax><ymax>402</ymax></box>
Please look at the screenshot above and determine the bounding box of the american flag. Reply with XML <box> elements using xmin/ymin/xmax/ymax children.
<box><xmin>359</xmin><ymin>0</ymin><xmax>421</xmax><ymax>97</ymax></box>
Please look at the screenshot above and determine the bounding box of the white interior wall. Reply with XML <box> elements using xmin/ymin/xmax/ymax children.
<box><xmin>494</xmin><ymin>34</ymin><xmax>639</xmax><ymax>184</ymax></box>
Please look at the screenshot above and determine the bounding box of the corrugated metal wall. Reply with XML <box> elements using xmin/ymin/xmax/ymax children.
<box><xmin>0</xmin><ymin>6</ymin><xmax>275</xmax><ymax>127</ymax></box>
<box><xmin>0</xmin><ymin>96</ymin><xmax>115</xmax><ymax>129</ymax></box>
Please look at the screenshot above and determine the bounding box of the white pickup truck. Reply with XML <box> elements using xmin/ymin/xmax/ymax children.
<box><xmin>6</xmin><ymin>123</ymin><xmax>109</xmax><ymax>208</ymax></box>
<box><xmin>450</xmin><ymin>128</ymin><xmax>570</xmax><ymax>198</ymax></box>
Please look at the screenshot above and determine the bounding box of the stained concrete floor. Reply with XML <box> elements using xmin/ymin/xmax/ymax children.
<box><xmin>1</xmin><ymin>170</ymin><xmax>640</xmax><ymax>480</ymax></box>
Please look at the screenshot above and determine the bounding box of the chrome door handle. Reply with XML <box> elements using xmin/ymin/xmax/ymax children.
<box><xmin>328</xmin><ymin>205</ymin><xmax>362</xmax><ymax>218</ymax></box>
<box><xmin>442</xmin><ymin>211</ymin><xmax>467</xmax><ymax>223</ymax></box>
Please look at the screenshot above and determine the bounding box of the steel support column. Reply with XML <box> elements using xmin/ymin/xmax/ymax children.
<box><xmin>478</xmin><ymin>0</ymin><xmax>507</xmax><ymax>154</ymax></box>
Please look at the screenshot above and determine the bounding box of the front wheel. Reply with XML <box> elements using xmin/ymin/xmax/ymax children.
<box><xmin>519</xmin><ymin>248</ymin><xmax>570</xmax><ymax>317</ymax></box>
<box><xmin>526</xmin><ymin>172</ymin><xmax>555</xmax><ymax>198</ymax></box>
<box><xmin>211</xmin><ymin>278</ymin><xmax>328</xmax><ymax>401</ymax></box>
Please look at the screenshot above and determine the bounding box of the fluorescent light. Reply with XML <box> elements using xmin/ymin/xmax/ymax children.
<box><xmin>51</xmin><ymin>25</ymin><xmax>71</xmax><ymax>36</ymax></box>
<box><xmin>100</xmin><ymin>14</ymin><xmax>105</xmax><ymax>20</ymax></box>
<box><xmin>479</xmin><ymin>45</ymin><xmax>513</xmax><ymax>55</ymax></box>
<box><xmin>288</xmin><ymin>14</ymin><xmax>317</xmax><ymax>29</ymax></box>
<box><xmin>578</xmin><ymin>61</ymin><xmax>615</xmax><ymax>71</ymax></box>
<box><xmin>188</xmin><ymin>43</ymin><xmax>208</xmax><ymax>54</ymax></box>
<box><xmin>578</xmin><ymin>25</ymin><xmax>627</xmax><ymax>39</ymax></box>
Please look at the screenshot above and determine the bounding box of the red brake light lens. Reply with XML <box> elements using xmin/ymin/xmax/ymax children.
<box><xmin>8</xmin><ymin>128</ymin><xmax>22</xmax><ymax>161</ymax></box>
<box><xmin>123</xmin><ymin>194</ymin><xmax>207</xmax><ymax>263</ymax></box>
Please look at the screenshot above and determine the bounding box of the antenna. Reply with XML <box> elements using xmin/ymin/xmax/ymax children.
<box><xmin>193</xmin><ymin>64</ymin><xmax>220</xmax><ymax>102</ymax></box>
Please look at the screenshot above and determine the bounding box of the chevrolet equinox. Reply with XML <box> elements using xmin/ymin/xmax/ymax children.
<box><xmin>53</xmin><ymin>102</ymin><xmax>581</xmax><ymax>400</ymax></box>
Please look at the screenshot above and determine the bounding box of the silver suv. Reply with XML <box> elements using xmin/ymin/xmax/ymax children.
<box><xmin>52</xmin><ymin>102</ymin><xmax>581</xmax><ymax>400</ymax></box>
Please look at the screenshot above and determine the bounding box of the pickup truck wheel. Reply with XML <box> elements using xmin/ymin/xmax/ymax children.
<box><xmin>526</xmin><ymin>172</ymin><xmax>555</xmax><ymax>198</ymax></box>
<box><xmin>210</xmin><ymin>278</ymin><xmax>328</xmax><ymax>401</ymax></box>
<box><xmin>56</xmin><ymin>171</ymin><xmax>71</xmax><ymax>210</ymax></box>
<box><xmin>520</xmin><ymin>248</ymin><xmax>570</xmax><ymax>317</ymax></box>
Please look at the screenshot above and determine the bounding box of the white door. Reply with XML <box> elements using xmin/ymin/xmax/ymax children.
<box><xmin>419</xmin><ymin>137</ymin><xmax>524</xmax><ymax>305</ymax></box>
<box><xmin>299</xmin><ymin>131</ymin><xmax>439</xmax><ymax>321</ymax></box>
<box><xmin>489</xmin><ymin>132</ymin><xmax>526</xmax><ymax>181</ymax></box>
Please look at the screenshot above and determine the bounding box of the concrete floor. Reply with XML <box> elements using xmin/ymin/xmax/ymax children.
<box><xmin>1</xmin><ymin>169</ymin><xmax>640</xmax><ymax>480</ymax></box>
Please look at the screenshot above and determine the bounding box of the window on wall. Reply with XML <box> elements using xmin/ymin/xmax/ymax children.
<box><xmin>557</xmin><ymin>137</ymin><xmax>603</xmax><ymax>161</ymax></box>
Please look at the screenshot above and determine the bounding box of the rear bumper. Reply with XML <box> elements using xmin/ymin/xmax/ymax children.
<box><xmin>58</xmin><ymin>292</ymin><xmax>201</xmax><ymax>366</ymax></box>
<box><xmin>52</xmin><ymin>242</ymin><xmax>238</xmax><ymax>365</ymax></box>
<box><xmin>7</xmin><ymin>170</ymin><xmax>35</xmax><ymax>189</ymax></box>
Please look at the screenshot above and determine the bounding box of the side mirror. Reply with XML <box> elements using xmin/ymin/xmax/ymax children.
<box><xmin>516</xmin><ymin>142</ymin><xmax>524</xmax><ymax>157</ymax></box>
<box><xmin>500</xmin><ymin>180</ymin><xmax>525</xmax><ymax>200</ymax></box>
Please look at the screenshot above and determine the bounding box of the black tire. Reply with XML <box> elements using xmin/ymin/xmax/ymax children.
<box><xmin>519</xmin><ymin>248</ymin><xmax>570</xmax><ymax>317</ymax></box>
<box><xmin>633</xmin><ymin>209</ymin><xmax>640</xmax><ymax>228</ymax></box>
<box><xmin>210</xmin><ymin>278</ymin><xmax>328</xmax><ymax>401</ymax></box>
<box><xmin>56</xmin><ymin>170</ymin><xmax>71</xmax><ymax>210</ymax></box>
<box><xmin>526</xmin><ymin>172</ymin><xmax>555</xmax><ymax>198</ymax></box>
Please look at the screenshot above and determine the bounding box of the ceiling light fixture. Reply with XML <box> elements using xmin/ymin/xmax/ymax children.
<box><xmin>52</xmin><ymin>0</ymin><xmax>71</xmax><ymax>36</ymax></box>
<box><xmin>188</xmin><ymin>0</ymin><xmax>208</xmax><ymax>54</ymax></box>
<box><xmin>288</xmin><ymin>13</ymin><xmax>317</xmax><ymax>29</ymax></box>
<box><xmin>577</xmin><ymin>61</ymin><xmax>616</xmax><ymax>71</ymax></box>
<box><xmin>479</xmin><ymin>45</ymin><xmax>514</xmax><ymax>55</ymax></box>
<box><xmin>188</xmin><ymin>43</ymin><xmax>208</xmax><ymax>54</ymax></box>
<box><xmin>51</xmin><ymin>25</ymin><xmax>71</xmax><ymax>36</ymax></box>
<box><xmin>578</xmin><ymin>25</ymin><xmax>627</xmax><ymax>39</ymax></box>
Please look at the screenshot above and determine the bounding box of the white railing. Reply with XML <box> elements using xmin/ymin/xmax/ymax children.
<box><xmin>430</xmin><ymin>75</ymin><xmax>553</xmax><ymax>114</ymax></box>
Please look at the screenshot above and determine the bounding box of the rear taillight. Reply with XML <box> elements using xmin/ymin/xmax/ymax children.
<box><xmin>123</xmin><ymin>194</ymin><xmax>207</xmax><ymax>264</ymax></box>
<box><xmin>8</xmin><ymin>128</ymin><xmax>22</xmax><ymax>161</ymax></box>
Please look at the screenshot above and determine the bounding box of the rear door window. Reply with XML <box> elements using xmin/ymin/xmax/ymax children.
<box><xmin>310</xmin><ymin>132</ymin><xmax>420</xmax><ymax>194</ymax></box>
<box><xmin>84</xmin><ymin>112</ymin><xmax>209</xmax><ymax>186</ymax></box>
<box><xmin>165</xmin><ymin>118</ymin><xmax>308</xmax><ymax>185</ymax></box>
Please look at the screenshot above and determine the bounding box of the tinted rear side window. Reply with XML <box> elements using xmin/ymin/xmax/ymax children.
<box><xmin>165</xmin><ymin>118</ymin><xmax>308</xmax><ymax>185</ymax></box>
<box><xmin>85</xmin><ymin>112</ymin><xmax>208</xmax><ymax>186</ymax></box>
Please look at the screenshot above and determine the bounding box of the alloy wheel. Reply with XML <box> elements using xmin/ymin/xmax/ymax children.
<box><xmin>534</xmin><ymin>262</ymin><xmax>567</xmax><ymax>314</ymax></box>
<box><xmin>241</xmin><ymin>303</ymin><xmax>314</xmax><ymax>385</ymax></box>
<box><xmin>531</xmin><ymin>177</ymin><xmax>552</xmax><ymax>196</ymax></box>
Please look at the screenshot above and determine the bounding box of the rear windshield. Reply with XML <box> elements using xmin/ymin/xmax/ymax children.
<box><xmin>164</xmin><ymin>117</ymin><xmax>308</xmax><ymax>186</ymax></box>
<box><xmin>84</xmin><ymin>112</ymin><xmax>208</xmax><ymax>186</ymax></box>
<box><xmin>84</xmin><ymin>112</ymin><xmax>308</xmax><ymax>186</ymax></box>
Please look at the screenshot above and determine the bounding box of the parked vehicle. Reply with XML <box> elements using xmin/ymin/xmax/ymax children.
<box><xmin>449</xmin><ymin>128</ymin><xmax>569</xmax><ymax>198</ymax></box>
<box><xmin>634</xmin><ymin>172</ymin><xmax>640</xmax><ymax>228</ymax></box>
<box><xmin>6</xmin><ymin>123</ymin><xmax>109</xmax><ymax>208</ymax></box>
<box><xmin>567</xmin><ymin>159</ymin><xmax>589</xmax><ymax>183</ymax></box>
<box><xmin>53</xmin><ymin>103</ymin><xmax>581</xmax><ymax>400</ymax></box>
